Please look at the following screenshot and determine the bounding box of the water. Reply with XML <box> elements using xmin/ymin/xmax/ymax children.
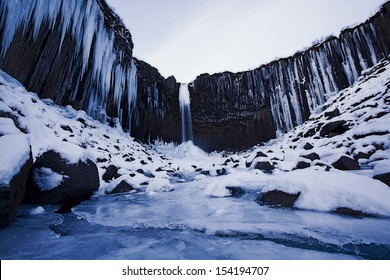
<box><xmin>179</xmin><ymin>84</ymin><xmax>193</xmax><ymax>143</ymax></box>
<box><xmin>1</xmin><ymin>178</ymin><xmax>389</xmax><ymax>260</ymax></box>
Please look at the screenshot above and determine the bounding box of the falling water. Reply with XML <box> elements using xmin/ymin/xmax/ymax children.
<box><xmin>179</xmin><ymin>83</ymin><xmax>193</xmax><ymax>143</ymax></box>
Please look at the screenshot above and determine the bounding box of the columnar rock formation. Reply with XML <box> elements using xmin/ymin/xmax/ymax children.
<box><xmin>1</xmin><ymin>0</ymin><xmax>390</xmax><ymax>151</ymax></box>
<box><xmin>191</xmin><ymin>2</ymin><xmax>390</xmax><ymax>151</ymax></box>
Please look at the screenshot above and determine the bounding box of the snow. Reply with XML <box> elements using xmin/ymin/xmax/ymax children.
<box><xmin>0</xmin><ymin>118</ymin><xmax>21</xmax><ymax>135</ymax></box>
<box><xmin>29</xmin><ymin>206</ymin><xmax>45</xmax><ymax>215</ymax></box>
<box><xmin>263</xmin><ymin>169</ymin><xmax>390</xmax><ymax>216</ymax></box>
<box><xmin>33</xmin><ymin>167</ymin><xmax>67</xmax><ymax>191</ymax></box>
<box><xmin>0</xmin><ymin>134</ymin><xmax>30</xmax><ymax>185</ymax></box>
<box><xmin>146</xmin><ymin>178</ymin><xmax>175</xmax><ymax>195</ymax></box>
<box><xmin>373</xmin><ymin>160</ymin><xmax>390</xmax><ymax>176</ymax></box>
<box><xmin>204</xmin><ymin>177</ymin><xmax>242</xmax><ymax>197</ymax></box>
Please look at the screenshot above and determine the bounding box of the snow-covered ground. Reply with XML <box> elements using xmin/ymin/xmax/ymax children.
<box><xmin>1</xmin><ymin>58</ymin><xmax>390</xmax><ymax>259</ymax></box>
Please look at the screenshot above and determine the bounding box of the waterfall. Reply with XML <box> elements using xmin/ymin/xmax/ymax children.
<box><xmin>179</xmin><ymin>83</ymin><xmax>193</xmax><ymax>143</ymax></box>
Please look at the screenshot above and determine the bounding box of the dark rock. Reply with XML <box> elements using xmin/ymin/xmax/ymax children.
<box><xmin>373</xmin><ymin>173</ymin><xmax>390</xmax><ymax>187</ymax></box>
<box><xmin>102</xmin><ymin>165</ymin><xmax>119</xmax><ymax>182</ymax></box>
<box><xmin>110</xmin><ymin>181</ymin><xmax>135</xmax><ymax>194</ymax></box>
<box><xmin>303</xmin><ymin>142</ymin><xmax>314</xmax><ymax>150</ymax></box>
<box><xmin>296</xmin><ymin>160</ymin><xmax>311</xmax><ymax>169</ymax></box>
<box><xmin>302</xmin><ymin>153</ymin><xmax>320</xmax><ymax>161</ymax></box>
<box><xmin>97</xmin><ymin>158</ymin><xmax>108</xmax><ymax>163</ymax></box>
<box><xmin>60</xmin><ymin>125</ymin><xmax>73</xmax><ymax>133</ymax></box>
<box><xmin>216</xmin><ymin>168</ymin><xmax>228</xmax><ymax>176</ymax></box>
<box><xmin>331</xmin><ymin>155</ymin><xmax>360</xmax><ymax>170</ymax></box>
<box><xmin>258</xmin><ymin>190</ymin><xmax>301</xmax><ymax>208</ymax></box>
<box><xmin>324</xmin><ymin>108</ymin><xmax>340</xmax><ymax>119</ymax></box>
<box><xmin>319</xmin><ymin>120</ymin><xmax>349</xmax><ymax>137</ymax></box>
<box><xmin>313</xmin><ymin>161</ymin><xmax>332</xmax><ymax>171</ymax></box>
<box><xmin>335</xmin><ymin>207</ymin><xmax>364</xmax><ymax>217</ymax></box>
<box><xmin>24</xmin><ymin>150</ymin><xmax>99</xmax><ymax>209</ymax></box>
<box><xmin>226</xmin><ymin>187</ymin><xmax>245</xmax><ymax>197</ymax></box>
<box><xmin>136</xmin><ymin>169</ymin><xmax>144</xmax><ymax>175</ymax></box>
<box><xmin>254</xmin><ymin>161</ymin><xmax>275</xmax><ymax>173</ymax></box>
<box><xmin>246</xmin><ymin>151</ymin><xmax>267</xmax><ymax>167</ymax></box>
<box><xmin>200</xmin><ymin>170</ymin><xmax>210</xmax><ymax>176</ymax></box>
<box><xmin>353</xmin><ymin>152</ymin><xmax>371</xmax><ymax>160</ymax></box>
<box><xmin>0</xmin><ymin>148</ymin><xmax>33</xmax><ymax>228</ymax></box>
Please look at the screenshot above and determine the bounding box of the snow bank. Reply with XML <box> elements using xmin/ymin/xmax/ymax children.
<box><xmin>146</xmin><ymin>178</ymin><xmax>175</xmax><ymax>195</ymax></box>
<box><xmin>263</xmin><ymin>169</ymin><xmax>390</xmax><ymax>216</ymax></box>
<box><xmin>204</xmin><ymin>177</ymin><xmax>242</xmax><ymax>197</ymax></box>
<box><xmin>0</xmin><ymin>118</ymin><xmax>21</xmax><ymax>135</ymax></box>
<box><xmin>373</xmin><ymin>160</ymin><xmax>390</xmax><ymax>176</ymax></box>
<box><xmin>0</xmin><ymin>134</ymin><xmax>30</xmax><ymax>185</ymax></box>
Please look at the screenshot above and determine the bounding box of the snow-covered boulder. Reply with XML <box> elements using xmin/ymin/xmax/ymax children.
<box><xmin>331</xmin><ymin>155</ymin><xmax>360</xmax><ymax>170</ymax></box>
<box><xmin>258</xmin><ymin>190</ymin><xmax>301</xmax><ymax>208</ymax></box>
<box><xmin>110</xmin><ymin>180</ymin><xmax>135</xmax><ymax>194</ymax></box>
<box><xmin>373</xmin><ymin>160</ymin><xmax>390</xmax><ymax>187</ymax></box>
<box><xmin>24</xmin><ymin>150</ymin><xmax>99</xmax><ymax>211</ymax></box>
<box><xmin>0</xmin><ymin>134</ymin><xmax>32</xmax><ymax>227</ymax></box>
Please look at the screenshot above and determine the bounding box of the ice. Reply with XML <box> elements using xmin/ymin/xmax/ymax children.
<box><xmin>29</xmin><ymin>206</ymin><xmax>45</xmax><ymax>215</ymax></box>
<box><xmin>0</xmin><ymin>134</ymin><xmax>30</xmax><ymax>185</ymax></box>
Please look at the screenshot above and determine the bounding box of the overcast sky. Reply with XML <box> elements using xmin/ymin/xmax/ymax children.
<box><xmin>106</xmin><ymin>0</ymin><xmax>386</xmax><ymax>83</ymax></box>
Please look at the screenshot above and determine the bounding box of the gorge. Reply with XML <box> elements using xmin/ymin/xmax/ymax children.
<box><xmin>1</xmin><ymin>0</ymin><xmax>390</xmax><ymax>261</ymax></box>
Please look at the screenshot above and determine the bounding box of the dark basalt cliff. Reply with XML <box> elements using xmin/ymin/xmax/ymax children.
<box><xmin>132</xmin><ymin>59</ymin><xmax>181</xmax><ymax>143</ymax></box>
<box><xmin>0</xmin><ymin>0</ymin><xmax>181</xmax><ymax>143</ymax></box>
<box><xmin>191</xmin><ymin>2</ymin><xmax>390</xmax><ymax>151</ymax></box>
<box><xmin>1</xmin><ymin>0</ymin><xmax>390</xmax><ymax>151</ymax></box>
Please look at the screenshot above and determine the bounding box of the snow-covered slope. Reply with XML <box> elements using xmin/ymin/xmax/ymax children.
<box><xmin>1</xmin><ymin>57</ymin><xmax>390</xmax><ymax>259</ymax></box>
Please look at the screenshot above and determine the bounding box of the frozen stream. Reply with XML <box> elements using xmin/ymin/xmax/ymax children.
<box><xmin>1</xmin><ymin>177</ymin><xmax>389</xmax><ymax>260</ymax></box>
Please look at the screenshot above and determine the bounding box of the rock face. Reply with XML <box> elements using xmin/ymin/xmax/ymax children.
<box><xmin>0</xmin><ymin>149</ymin><xmax>32</xmax><ymax>228</ymax></box>
<box><xmin>132</xmin><ymin>59</ymin><xmax>181</xmax><ymax>144</ymax></box>
<box><xmin>190</xmin><ymin>2</ymin><xmax>390</xmax><ymax>151</ymax></box>
<box><xmin>1</xmin><ymin>0</ymin><xmax>390</xmax><ymax>151</ymax></box>
<box><xmin>24</xmin><ymin>151</ymin><xmax>99</xmax><ymax>210</ymax></box>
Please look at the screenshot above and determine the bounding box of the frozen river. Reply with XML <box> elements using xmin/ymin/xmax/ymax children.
<box><xmin>1</xmin><ymin>177</ymin><xmax>389</xmax><ymax>260</ymax></box>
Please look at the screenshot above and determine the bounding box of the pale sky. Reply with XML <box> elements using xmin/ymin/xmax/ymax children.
<box><xmin>106</xmin><ymin>0</ymin><xmax>386</xmax><ymax>83</ymax></box>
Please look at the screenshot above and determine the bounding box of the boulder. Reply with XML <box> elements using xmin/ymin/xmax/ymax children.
<box><xmin>246</xmin><ymin>151</ymin><xmax>267</xmax><ymax>167</ymax></box>
<box><xmin>0</xmin><ymin>147</ymin><xmax>32</xmax><ymax>228</ymax></box>
<box><xmin>110</xmin><ymin>180</ymin><xmax>135</xmax><ymax>194</ymax></box>
<box><xmin>302</xmin><ymin>152</ymin><xmax>320</xmax><ymax>161</ymax></box>
<box><xmin>324</xmin><ymin>108</ymin><xmax>340</xmax><ymax>119</ymax></box>
<box><xmin>24</xmin><ymin>150</ymin><xmax>99</xmax><ymax>210</ymax></box>
<box><xmin>226</xmin><ymin>186</ymin><xmax>245</xmax><ymax>197</ymax></box>
<box><xmin>319</xmin><ymin>120</ymin><xmax>348</xmax><ymax>137</ymax></box>
<box><xmin>102</xmin><ymin>165</ymin><xmax>119</xmax><ymax>182</ymax></box>
<box><xmin>296</xmin><ymin>159</ymin><xmax>311</xmax><ymax>169</ymax></box>
<box><xmin>303</xmin><ymin>142</ymin><xmax>314</xmax><ymax>150</ymax></box>
<box><xmin>331</xmin><ymin>155</ymin><xmax>360</xmax><ymax>170</ymax></box>
<box><xmin>335</xmin><ymin>207</ymin><xmax>364</xmax><ymax>217</ymax></box>
<box><xmin>258</xmin><ymin>190</ymin><xmax>301</xmax><ymax>208</ymax></box>
<box><xmin>254</xmin><ymin>161</ymin><xmax>275</xmax><ymax>173</ymax></box>
<box><xmin>373</xmin><ymin>173</ymin><xmax>390</xmax><ymax>187</ymax></box>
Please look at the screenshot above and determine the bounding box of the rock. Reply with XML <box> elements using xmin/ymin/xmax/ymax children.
<box><xmin>110</xmin><ymin>181</ymin><xmax>135</xmax><ymax>194</ymax></box>
<box><xmin>373</xmin><ymin>173</ymin><xmax>390</xmax><ymax>187</ymax></box>
<box><xmin>60</xmin><ymin>125</ymin><xmax>73</xmax><ymax>133</ymax></box>
<box><xmin>331</xmin><ymin>155</ymin><xmax>360</xmax><ymax>170</ymax></box>
<box><xmin>0</xmin><ymin>148</ymin><xmax>33</xmax><ymax>228</ymax></box>
<box><xmin>302</xmin><ymin>152</ymin><xmax>320</xmax><ymax>161</ymax></box>
<box><xmin>216</xmin><ymin>168</ymin><xmax>228</xmax><ymax>176</ymax></box>
<box><xmin>319</xmin><ymin>120</ymin><xmax>349</xmax><ymax>137</ymax></box>
<box><xmin>353</xmin><ymin>152</ymin><xmax>371</xmax><ymax>160</ymax></box>
<box><xmin>226</xmin><ymin>186</ymin><xmax>245</xmax><ymax>197</ymax></box>
<box><xmin>24</xmin><ymin>150</ymin><xmax>99</xmax><ymax>210</ymax></box>
<box><xmin>258</xmin><ymin>190</ymin><xmax>301</xmax><ymax>208</ymax></box>
<box><xmin>254</xmin><ymin>161</ymin><xmax>275</xmax><ymax>173</ymax></box>
<box><xmin>303</xmin><ymin>142</ymin><xmax>314</xmax><ymax>150</ymax></box>
<box><xmin>335</xmin><ymin>207</ymin><xmax>364</xmax><ymax>217</ymax></box>
<box><xmin>246</xmin><ymin>151</ymin><xmax>267</xmax><ymax>168</ymax></box>
<box><xmin>102</xmin><ymin>165</ymin><xmax>119</xmax><ymax>182</ymax></box>
<box><xmin>296</xmin><ymin>159</ymin><xmax>311</xmax><ymax>169</ymax></box>
<box><xmin>324</xmin><ymin>108</ymin><xmax>340</xmax><ymax>119</ymax></box>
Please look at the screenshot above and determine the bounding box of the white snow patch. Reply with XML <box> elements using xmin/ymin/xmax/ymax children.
<box><xmin>0</xmin><ymin>118</ymin><xmax>21</xmax><ymax>135</ymax></box>
<box><xmin>373</xmin><ymin>160</ymin><xmax>390</xmax><ymax>176</ymax></box>
<box><xmin>0</xmin><ymin>134</ymin><xmax>30</xmax><ymax>185</ymax></box>
<box><xmin>34</xmin><ymin>167</ymin><xmax>68</xmax><ymax>191</ymax></box>
<box><xmin>204</xmin><ymin>177</ymin><xmax>242</xmax><ymax>197</ymax></box>
<box><xmin>29</xmin><ymin>206</ymin><xmax>45</xmax><ymax>215</ymax></box>
<box><xmin>146</xmin><ymin>178</ymin><xmax>175</xmax><ymax>195</ymax></box>
<box><xmin>263</xmin><ymin>169</ymin><xmax>390</xmax><ymax>216</ymax></box>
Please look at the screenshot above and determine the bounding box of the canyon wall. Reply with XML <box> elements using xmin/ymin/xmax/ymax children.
<box><xmin>191</xmin><ymin>2</ymin><xmax>390</xmax><ymax>151</ymax></box>
<box><xmin>1</xmin><ymin>0</ymin><xmax>390</xmax><ymax>151</ymax></box>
